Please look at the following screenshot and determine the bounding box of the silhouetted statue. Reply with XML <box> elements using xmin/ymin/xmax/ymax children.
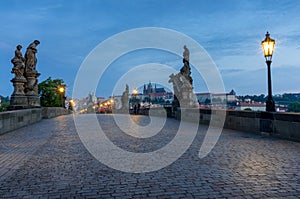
<box><xmin>121</xmin><ymin>84</ymin><xmax>129</xmax><ymax>110</ymax></box>
<box><xmin>169</xmin><ymin>45</ymin><xmax>194</xmax><ymax>108</ymax></box>
<box><xmin>180</xmin><ymin>45</ymin><xmax>193</xmax><ymax>86</ymax></box>
<box><xmin>183</xmin><ymin>45</ymin><xmax>189</xmax><ymax>63</ymax></box>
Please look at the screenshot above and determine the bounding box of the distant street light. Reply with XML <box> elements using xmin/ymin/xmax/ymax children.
<box><xmin>133</xmin><ymin>88</ymin><xmax>138</xmax><ymax>95</ymax></box>
<box><xmin>132</xmin><ymin>88</ymin><xmax>139</xmax><ymax>114</ymax></box>
<box><xmin>69</xmin><ymin>99</ymin><xmax>76</xmax><ymax>111</ymax></box>
<box><xmin>261</xmin><ymin>31</ymin><xmax>276</xmax><ymax>112</ymax></box>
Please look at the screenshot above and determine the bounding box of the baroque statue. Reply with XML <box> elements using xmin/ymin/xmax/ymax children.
<box><xmin>180</xmin><ymin>45</ymin><xmax>193</xmax><ymax>86</ymax></box>
<box><xmin>183</xmin><ymin>45</ymin><xmax>189</xmax><ymax>63</ymax></box>
<box><xmin>121</xmin><ymin>84</ymin><xmax>129</xmax><ymax>111</ymax></box>
<box><xmin>169</xmin><ymin>45</ymin><xmax>195</xmax><ymax>108</ymax></box>
<box><xmin>25</xmin><ymin>40</ymin><xmax>40</xmax><ymax>73</ymax></box>
<box><xmin>10</xmin><ymin>40</ymin><xmax>41</xmax><ymax>109</ymax></box>
<box><xmin>11</xmin><ymin>45</ymin><xmax>26</xmax><ymax>79</ymax></box>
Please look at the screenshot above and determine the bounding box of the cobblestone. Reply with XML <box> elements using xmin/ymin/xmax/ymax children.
<box><xmin>0</xmin><ymin>114</ymin><xmax>299</xmax><ymax>198</ymax></box>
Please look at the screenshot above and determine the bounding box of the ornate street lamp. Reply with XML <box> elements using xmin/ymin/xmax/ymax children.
<box><xmin>57</xmin><ymin>85</ymin><xmax>66</xmax><ymax>108</ymax></box>
<box><xmin>132</xmin><ymin>88</ymin><xmax>139</xmax><ymax>114</ymax></box>
<box><xmin>133</xmin><ymin>88</ymin><xmax>138</xmax><ymax>95</ymax></box>
<box><xmin>132</xmin><ymin>88</ymin><xmax>138</xmax><ymax>102</ymax></box>
<box><xmin>261</xmin><ymin>32</ymin><xmax>276</xmax><ymax>112</ymax></box>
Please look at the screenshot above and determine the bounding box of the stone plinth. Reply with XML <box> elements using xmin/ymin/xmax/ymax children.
<box><xmin>25</xmin><ymin>72</ymin><xmax>40</xmax><ymax>108</ymax></box>
<box><xmin>10</xmin><ymin>77</ymin><xmax>28</xmax><ymax>109</ymax></box>
<box><xmin>179</xmin><ymin>84</ymin><xmax>195</xmax><ymax>108</ymax></box>
<box><xmin>0</xmin><ymin>108</ymin><xmax>42</xmax><ymax>135</ymax></box>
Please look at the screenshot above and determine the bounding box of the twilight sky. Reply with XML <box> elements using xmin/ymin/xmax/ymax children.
<box><xmin>1</xmin><ymin>0</ymin><xmax>300</xmax><ymax>98</ymax></box>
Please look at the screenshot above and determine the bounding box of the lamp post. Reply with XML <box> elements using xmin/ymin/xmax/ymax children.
<box><xmin>69</xmin><ymin>99</ymin><xmax>75</xmax><ymax>111</ymax></box>
<box><xmin>133</xmin><ymin>88</ymin><xmax>138</xmax><ymax>102</ymax></box>
<box><xmin>58</xmin><ymin>85</ymin><xmax>65</xmax><ymax>108</ymax></box>
<box><xmin>261</xmin><ymin>32</ymin><xmax>276</xmax><ymax>112</ymax></box>
<box><xmin>132</xmin><ymin>88</ymin><xmax>138</xmax><ymax>114</ymax></box>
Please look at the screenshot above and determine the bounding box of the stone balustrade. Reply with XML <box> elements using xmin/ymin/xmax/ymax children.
<box><xmin>0</xmin><ymin>107</ymin><xmax>72</xmax><ymax>135</ymax></box>
<box><xmin>1</xmin><ymin>107</ymin><xmax>299</xmax><ymax>142</ymax></box>
<box><xmin>0</xmin><ymin>108</ymin><xmax>42</xmax><ymax>135</ymax></box>
<box><xmin>42</xmin><ymin>107</ymin><xmax>72</xmax><ymax>119</ymax></box>
<box><xmin>134</xmin><ymin>107</ymin><xmax>300</xmax><ymax>142</ymax></box>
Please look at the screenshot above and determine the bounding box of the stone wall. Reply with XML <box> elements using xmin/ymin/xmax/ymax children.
<box><xmin>0</xmin><ymin>108</ymin><xmax>42</xmax><ymax>135</ymax></box>
<box><xmin>175</xmin><ymin>108</ymin><xmax>300</xmax><ymax>142</ymax></box>
<box><xmin>0</xmin><ymin>107</ymin><xmax>72</xmax><ymax>135</ymax></box>
<box><xmin>42</xmin><ymin>107</ymin><xmax>72</xmax><ymax>119</ymax></box>
<box><xmin>133</xmin><ymin>107</ymin><xmax>300</xmax><ymax>142</ymax></box>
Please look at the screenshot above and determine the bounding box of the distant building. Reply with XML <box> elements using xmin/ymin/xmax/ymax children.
<box><xmin>195</xmin><ymin>89</ymin><xmax>237</xmax><ymax>106</ymax></box>
<box><xmin>142</xmin><ymin>82</ymin><xmax>173</xmax><ymax>103</ymax></box>
<box><xmin>143</xmin><ymin>82</ymin><xmax>156</xmax><ymax>95</ymax></box>
<box><xmin>236</xmin><ymin>102</ymin><xmax>266</xmax><ymax>111</ymax></box>
<box><xmin>97</xmin><ymin>97</ymin><xmax>106</xmax><ymax>104</ymax></box>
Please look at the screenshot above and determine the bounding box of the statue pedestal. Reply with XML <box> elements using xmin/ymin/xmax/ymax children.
<box><xmin>10</xmin><ymin>95</ymin><xmax>28</xmax><ymax>109</ymax></box>
<box><xmin>27</xmin><ymin>95</ymin><xmax>40</xmax><ymax>107</ymax></box>
<box><xmin>180</xmin><ymin>85</ymin><xmax>195</xmax><ymax>108</ymax></box>
<box><xmin>9</xmin><ymin>77</ymin><xmax>28</xmax><ymax>109</ymax></box>
<box><xmin>25</xmin><ymin>72</ymin><xmax>41</xmax><ymax>108</ymax></box>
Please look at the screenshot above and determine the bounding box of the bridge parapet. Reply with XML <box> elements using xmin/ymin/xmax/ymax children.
<box><xmin>42</xmin><ymin>107</ymin><xmax>71</xmax><ymax>119</ymax></box>
<box><xmin>135</xmin><ymin>107</ymin><xmax>300</xmax><ymax>142</ymax></box>
<box><xmin>176</xmin><ymin>108</ymin><xmax>300</xmax><ymax>142</ymax></box>
<box><xmin>0</xmin><ymin>108</ymin><xmax>42</xmax><ymax>135</ymax></box>
<box><xmin>0</xmin><ymin>107</ymin><xmax>72</xmax><ymax>135</ymax></box>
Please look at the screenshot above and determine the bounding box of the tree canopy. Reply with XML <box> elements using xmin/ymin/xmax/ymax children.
<box><xmin>287</xmin><ymin>101</ymin><xmax>300</xmax><ymax>112</ymax></box>
<box><xmin>38</xmin><ymin>77</ymin><xmax>66</xmax><ymax>107</ymax></box>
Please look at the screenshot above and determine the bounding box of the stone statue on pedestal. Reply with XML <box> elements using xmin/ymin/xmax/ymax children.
<box><xmin>120</xmin><ymin>84</ymin><xmax>129</xmax><ymax>111</ymax></box>
<box><xmin>10</xmin><ymin>40</ymin><xmax>41</xmax><ymax>109</ymax></box>
<box><xmin>169</xmin><ymin>45</ymin><xmax>195</xmax><ymax>108</ymax></box>
<box><xmin>24</xmin><ymin>40</ymin><xmax>41</xmax><ymax>107</ymax></box>
<box><xmin>10</xmin><ymin>45</ymin><xmax>28</xmax><ymax>109</ymax></box>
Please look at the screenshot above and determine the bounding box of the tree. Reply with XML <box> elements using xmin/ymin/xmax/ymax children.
<box><xmin>0</xmin><ymin>102</ymin><xmax>9</xmax><ymax>112</ymax></box>
<box><xmin>38</xmin><ymin>77</ymin><xmax>66</xmax><ymax>107</ymax></box>
<box><xmin>0</xmin><ymin>95</ymin><xmax>10</xmax><ymax>112</ymax></box>
<box><xmin>287</xmin><ymin>101</ymin><xmax>300</xmax><ymax>112</ymax></box>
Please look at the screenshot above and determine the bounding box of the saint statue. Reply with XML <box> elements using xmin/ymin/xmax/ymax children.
<box><xmin>180</xmin><ymin>45</ymin><xmax>192</xmax><ymax>85</ymax></box>
<box><xmin>11</xmin><ymin>45</ymin><xmax>25</xmax><ymax>78</ymax></box>
<box><xmin>183</xmin><ymin>45</ymin><xmax>189</xmax><ymax>63</ymax></box>
<box><xmin>25</xmin><ymin>40</ymin><xmax>40</xmax><ymax>73</ymax></box>
<box><xmin>169</xmin><ymin>45</ymin><xmax>194</xmax><ymax>108</ymax></box>
<box><xmin>121</xmin><ymin>84</ymin><xmax>129</xmax><ymax>110</ymax></box>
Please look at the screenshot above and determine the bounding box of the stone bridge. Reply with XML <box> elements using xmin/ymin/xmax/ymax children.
<box><xmin>0</xmin><ymin>114</ymin><xmax>299</xmax><ymax>198</ymax></box>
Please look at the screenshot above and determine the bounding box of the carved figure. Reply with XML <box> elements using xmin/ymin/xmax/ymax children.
<box><xmin>183</xmin><ymin>45</ymin><xmax>189</xmax><ymax>63</ymax></box>
<box><xmin>25</xmin><ymin>40</ymin><xmax>40</xmax><ymax>72</ymax></box>
<box><xmin>181</xmin><ymin>45</ymin><xmax>192</xmax><ymax>86</ymax></box>
<box><xmin>121</xmin><ymin>84</ymin><xmax>129</xmax><ymax>109</ymax></box>
<box><xmin>11</xmin><ymin>45</ymin><xmax>25</xmax><ymax>78</ymax></box>
<box><xmin>169</xmin><ymin>45</ymin><xmax>194</xmax><ymax>108</ymax></box>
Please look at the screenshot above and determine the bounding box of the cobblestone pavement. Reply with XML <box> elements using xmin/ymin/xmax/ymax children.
<box><xmin>0</xmin><ymin>114</ymin><xmax>299</xmax><ymax>198</ymax></box>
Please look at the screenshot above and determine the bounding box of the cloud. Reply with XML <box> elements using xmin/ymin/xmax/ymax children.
<box><xmin>1</xmin><ymin>1</ymin><xmax>300</xmax><ymax>98</ymax></box>
<box><xmin>221</xmin><ymin>65</ymin><xmax>300</xmax><ymax>95</ymax></box>
<box><xmin>220</xmin><ymin>69</ymin><xmax>245</xmax><ymax>75</ymax></box>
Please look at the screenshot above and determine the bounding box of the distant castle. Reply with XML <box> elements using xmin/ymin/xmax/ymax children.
<box><xmin>143</xmin><ymin>81</ymin><xmax>166</xmax><ymax>95</ymax></box>
<box><xmin>142</xmin><ymin>81</ymin><xmax>173</xmax><ymax>102</ymax></box>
